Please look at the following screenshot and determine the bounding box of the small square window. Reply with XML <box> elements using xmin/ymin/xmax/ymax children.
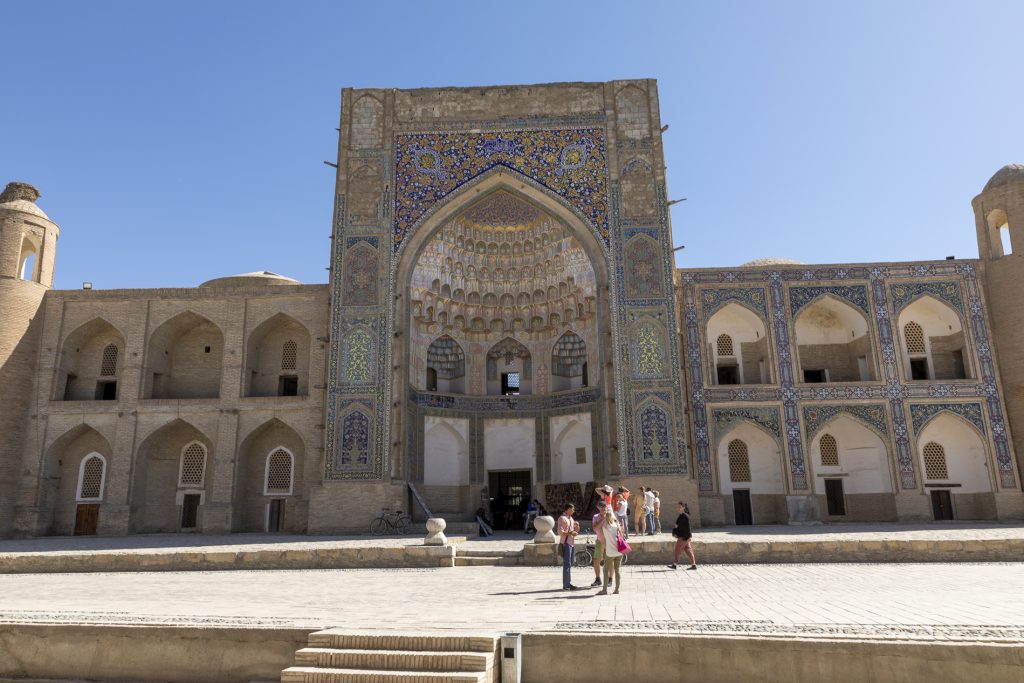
<box><xmin>204</xmin><ymin>346</ymin><xmax>211</xmax><ymax>353</ymax></box>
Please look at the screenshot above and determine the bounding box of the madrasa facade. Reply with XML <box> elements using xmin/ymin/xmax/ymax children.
<box><xmin>2</xmin><ymin>80</ymin><xmax>1023</xmax><ymax>538</ymax></box>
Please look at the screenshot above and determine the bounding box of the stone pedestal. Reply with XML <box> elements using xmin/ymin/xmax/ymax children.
<box><xmin>424</xmin><ymin>517</ymin><xmax>447</xmax><ymax>545</ymax></box>
<box><xmin>532</xmin><ymin>515</ymin><xmax>556</xmax><ymax>543</ymax></box>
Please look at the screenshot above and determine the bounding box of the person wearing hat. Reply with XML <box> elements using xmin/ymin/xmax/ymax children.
<box><xmin>589</xmin><ymin>499</ymin><xmax>608</xmax><ymax>587</ymax></box>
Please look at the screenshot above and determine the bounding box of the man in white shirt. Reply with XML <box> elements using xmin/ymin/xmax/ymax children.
<box><xmin>643</xmin><ymin>487</ymin><xmax>656</xmax><ymax>535</ymax></box>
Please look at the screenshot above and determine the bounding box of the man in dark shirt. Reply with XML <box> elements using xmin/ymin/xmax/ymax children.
<box><xmin>668</xmin><ymin>502</ymin><xmax>697</xmax><ymax>570</ymax></box>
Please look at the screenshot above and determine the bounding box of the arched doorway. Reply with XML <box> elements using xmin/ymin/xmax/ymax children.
<box><xmin>391</xmin><ymin>175</ymin><xmax>610</xmax><ymax>519</ymax></box>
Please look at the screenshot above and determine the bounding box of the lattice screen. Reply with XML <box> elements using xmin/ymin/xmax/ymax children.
<box><xmin>179</xmin><ymin>443</ymin><xmax>207</xmax><ymax>487</ymax></box>
<box><xmin>904</xmin><ymin>321</ymin><xmax>926</xmax><ymax>355</ymax></box>
<box><xmin>79</xmin><ymin>456</ymin><xmax>104</xmax><ymax>499</ymax></box>
<box><xmin>922</xmin><ymin>442</ymin><xmax>949</xmax><ymax>479</ymax></box>
<box><xmin>266</xmin><ymin>448</ymin><xmax>293</xmax><ymax>494</ymax></box>
<box><xmin>716</xmin><ymin>334</ymin><xmax>735</xmax><ymax>356</ymax></box>
<box><xmin>820</xmin><ymin>433</ymin><xmax>839</xmax><ymax>466</ymax></box>
<box><xmin>100</xmin><ymin>344</ymin><xmax>118</xmax><ymax>376</ymax></box>
<box><xmin>727</xmin><ymin>439</ymin><xmax>751</xmax><ymax>482</ymax></box>
<box><xmin>281</xmin><ymin>340</ymin><xmax>298</xmax><ymax>370</ymax></box>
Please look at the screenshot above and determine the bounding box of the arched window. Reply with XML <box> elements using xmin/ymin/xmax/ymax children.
<box><xmin>922</xmin><ymin>442</ymin><xmax>949</xmax><ymax>480</ymax></box>
<box><xmin>264</xmin><ymin>447</ymin><xmax>294</xmax><ymax>495</ymax></box>
<box><xmin>18</xmin><ymin>237</ymin><xmax>39</xmax><ymax>282</ymax></box>
<box><xmin>819</xmin><ymin>433</ymin><xmax>839</xmax><ymax>466</ymax></box>
<box><xmin>77</xmin><ymin>454</ymin><xmax>106</xmax><ymax>501</ymax></box>
<box><xmin>716</xmin><ymin>334</ymin><xmax>735</xmax><ymax>357</ymax></box>
<box><xmin>281</xmin><ymin>340</ymin><xmax>297</xmax><ymax>371</ymax></box>
<box><xmin>179</xmin><ymin>442</ymin><xmax>207</xmax><ymax>488</ymax></box>
<box><xmin>727</xmin><ymin>439</ymin><xmax>751</xmax><ymax>482</ymax></box>
<box><xmin>100</xmin><ymin>344</ymin><xmax>118</xmax><ymax>377</ymax></box>
<box><xmin>904</xmin><ymin>321</ymin><xmax>925</xmax><ymax>355</ymax></box>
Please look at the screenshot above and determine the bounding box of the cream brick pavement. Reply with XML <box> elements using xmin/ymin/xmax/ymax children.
<box><xmin>1</xmin><ymin>562</ymin><xmax>1022</xmax><ymax>642</ymax></box>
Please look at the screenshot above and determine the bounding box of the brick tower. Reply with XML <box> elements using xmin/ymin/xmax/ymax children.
<box><xmin>0</xmin><ymin>182</ymin><xmax>59</xmax><ymax>537</ymax></box>
<box><xmin>973</xmin><ymin>165</ymin><xmax>1024</xmax><ymax>496</ymax></box>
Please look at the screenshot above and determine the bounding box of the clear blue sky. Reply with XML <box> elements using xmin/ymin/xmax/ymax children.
<box><xmin>2</xmin><ymin>1</ymin><xmax>1022</xmax><ymax>289</ymax></box>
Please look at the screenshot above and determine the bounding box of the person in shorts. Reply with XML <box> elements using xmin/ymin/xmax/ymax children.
<box><xmin>668</xmin><ymin>501</ymin><xmax>697</xmax><ymax>570</ymax></box>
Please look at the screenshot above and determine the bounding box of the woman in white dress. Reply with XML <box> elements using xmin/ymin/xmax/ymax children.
<box><xmin>597</xmin><ymin>507</ymin><xmax>623</xmax><ymax>595</ymax></box>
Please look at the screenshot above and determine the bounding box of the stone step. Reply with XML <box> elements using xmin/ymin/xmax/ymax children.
<box><xmin>294</xmin><ymin>647</ymin><xmax>492</xmax><ymax>672</ymax></box>
<box><xmin>454</xmin><ymin>548</ymin><xmax>522</xmax><ymax>558</ymax></box>
<box><xmin>281</xmin><ymin>666</ymin><xmax>486</xmax><ymax>683</ymax></box>
<box><xmin>453</xmin><ymin>557</ymin><xmax>500</xmax><ymax>567</ymax></box>
<box><xmin>307</xmin><ymin>630</ymin><xmax>498</xmax><ymax>654</ymax></box>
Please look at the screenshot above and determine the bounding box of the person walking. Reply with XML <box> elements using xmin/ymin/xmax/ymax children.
<box><xmin>557</xmin><ymin>503</ymin><xmax>580</xmax><ymax>590</ymax></box>
<box><xmin>643</xmin><ymin>486</ymin><xmax>656</xmax><ymax>535</ymax></box>
<box><xmin>652</xmin><ymin>491</ymin><xmax>662</xmax><ymax>533</ymax></box>
<box><xmin>597</xmin><ymin>506</ymin><xmax>624</xmax><ymax>595</ymax></box>
<box><xmin>668</xmin><ymin>501</ymin><xmax>697</xmax><ymax>570</ymax></box>
<box><xmin>589</xmin><ymin>500</ymin><xmax>607</xmax><ymax>587</ymax></box>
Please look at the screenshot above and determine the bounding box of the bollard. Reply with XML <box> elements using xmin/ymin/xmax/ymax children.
<box><xmin>532</xmin><ymin>515</ymin><xmax>556</xmax><ymax>543</ymax></box>
<box><xmin>500</xmin><ymin>632</ymin><xmax>522</xmax><ymax>683</ymax></box>
<box><xmin>424</xmin><ymin>517</ymin><xmax>447</xmax><ymax>545</ymax></box>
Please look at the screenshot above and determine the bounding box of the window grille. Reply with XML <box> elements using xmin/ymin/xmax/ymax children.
<box><xmin>179</xmin><ymin>443</ymin><xmax>207</xmax><ymax>487</ymax></box>
<box><xmin>820</xmin><ymin>433</ymin><xmax>839</xmax><ymax>467</ymax></box>
<box><xmin>506</xmin><ymin>372</ymin><xmax>520</xmax><ymax>389</ymax></box>
<box><xmin>727</xmin><ymin>439</ymin><xmax>751</xmax><ymax>482</ymax></box>
<box><xmin>716</xmin><ymin>334</ymin><xmax>735</xmax><ymax>356</ymax></box>
<box><xmin>922</xmin><ymin>442</ymin><xmax>948</xmax><ymax>480</ymax></box>
<box><xmin>79</xmin><ymin>456</ymin><xmax>104</xmax><ymax>499</ymax></box>
<box><xmin>281</xmin><ymin>340</ymin><xmax>298</xmax><ymax>370</ymax></box>
<box><xmin>100</xmin><ymin>344</ymin><xmax>118</xmax><ymax>376</ymax></box>
<box><xmin>266</xmin><ymin>448</ymin><xmax>293</xmax><ymax>494</ymax></box>
<box><xmin>904</xmin><ymin>321</ymin><xmax>926</xmax><ymax>355</ymax></box>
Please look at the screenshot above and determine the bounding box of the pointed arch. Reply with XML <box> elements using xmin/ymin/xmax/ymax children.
<box><xmin>426</xmin><ymin>335</ymin><xmax>465</xmax><ymax>393</ymax></box>
<box><xmin>76</xmin><ymin>453</ymin><xmax>107</xmax><ymax>501</ymax></box>
<box><xmin>551</xmin><ymin>331</ymin><xmax>588</xmax><ymax>390</ymax></box>
<box><xmin>39</xmin><ymin>424</ymin><xmax>112</xmax><ymax>535</ymax></box>
<box><xmin>245</xmin><ymin>312</ymin><xmax>311</xmax><ymax>397</ymax></box>
<box><xmin>423</xmin><ymin>417</ymin><xmax>469</xmax><ymax>487</ymax></box>
<box><xmin>915</xmin><ymin>412</ymin><xmax>991</xmax><ymax>494</ymax></box>
<box><xmin>897</xmin><ymin>294</ymin><xmax>971</xmax><ymax>381</ymax></box>
<box><xmin>234</xmin><ymin>417</ymin><xmax>307</xmax><ymax>532</ymax></box>
<box><xmin>56</xmin><ymin>317</ymin><xmax>126</xmax><ymax>401</ymax></box>
<box><xmin>793</xmin><ymin>294</ymin><xmax>875</xmax><ymax>383</ymax></box>
<box><xmin>130</xmin><ymin>418</ymin><xmax>214</xmax><ymax>533</ymax></box>
<box><xmin>145</xmin><ymin>310</ymin><xmax>224</xmax><ymax>399</ymax></box>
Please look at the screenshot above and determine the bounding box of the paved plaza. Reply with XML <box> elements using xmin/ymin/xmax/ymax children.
<box><xmin>2</xmin><ymin>560</ymin><xmax>1023</xmax><ymax>642</ymax></box>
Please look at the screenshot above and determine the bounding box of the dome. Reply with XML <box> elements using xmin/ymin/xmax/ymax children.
<box><xmin>0</xmin><ymin>181</ymin><xmax>49</xmax><ymax>220</ymax></box>
<box><xmin>984</xmin><ymin>164</ymin><xmax>1024</xmax><ymax>192</ymax></box>
<box><xmin>199</xmin><ymin>271</ymin><xmax>302</xmax><ymax>288</ymax></box>
<box><xmin>739</xmin><ymin>257</ymin><xmax>805</xmax><ymax>268</ymax></box>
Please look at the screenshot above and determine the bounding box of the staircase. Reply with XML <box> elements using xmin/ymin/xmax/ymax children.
<box><xmin>454</xmin><ymin>547</ymin><xmax>522</xmax><ymax>567</ymax></box>
<box><xmin>281</xmin><ymin>630</ymin><xmax>499</xmax><ymax>682</ymax></box>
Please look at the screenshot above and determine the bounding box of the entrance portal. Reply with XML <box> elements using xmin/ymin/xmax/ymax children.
<box><xmin>488</xmin><ymin>470</ymin><xmax>531</xmax><ymax>530</ymax></box>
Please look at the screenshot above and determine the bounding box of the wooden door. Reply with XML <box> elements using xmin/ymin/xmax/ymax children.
<box><xmin>73</xmin><ymin>504</ymin><xmax>100</xmax><ymax>535</ymax></box>
<box><xmin>931</xmin><ymin>490</ymin><xmax>954</xmax><ymax>520</ymax></box>
<box><xmin>267</xmin><ymin>499</ymin><xmax>285</xmax><ymax>532</ymax></box>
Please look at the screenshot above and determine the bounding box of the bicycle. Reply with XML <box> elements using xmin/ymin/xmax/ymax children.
<box><xmin>573</xmin><ymin>527</ymin><xmax>628</xmax><ymax>568</ymax></box>
<box><xmin>369</xmin><ymin>508</ymin><xmax>412</xmax><ymax>535</ymax></box>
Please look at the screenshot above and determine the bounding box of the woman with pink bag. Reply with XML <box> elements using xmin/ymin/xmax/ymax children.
<box><xmin>596</xmin><ymin>506</ymin><xmax>629</xmax><ymax>595</ymax></box>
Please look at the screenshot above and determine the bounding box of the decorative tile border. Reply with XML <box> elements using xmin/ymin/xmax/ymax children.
<box><xmin>909</xmin><ymin>402</ymin><xmax>985</xmax><ymax>436</ymax></box>
<box><xmin>802</xmin><ymin>404</ymin><xmax>889</xmax><ymax>443</ymax></box>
